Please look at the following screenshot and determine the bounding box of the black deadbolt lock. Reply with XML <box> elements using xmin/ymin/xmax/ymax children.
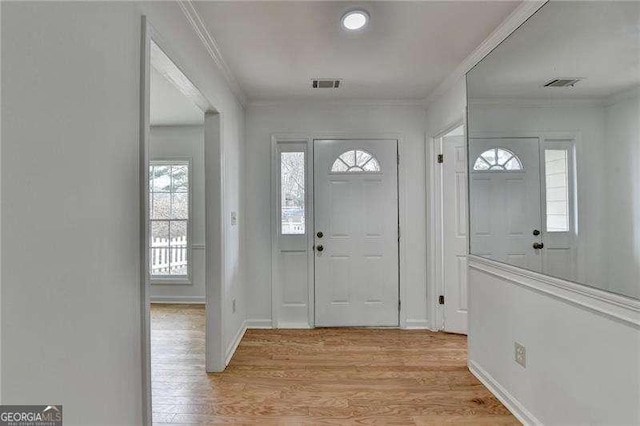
<box><xmin>317</xmin><ymin>231</ymin><xmax>324</xmax><ymax>238</ymax></box>
<box><xmin>533</xmin><ymin>229</ymin><xmax>540</xmax><ymax>236</ymax></box>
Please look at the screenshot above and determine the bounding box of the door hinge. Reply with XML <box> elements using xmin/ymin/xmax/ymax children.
<box><xmin>437</xmin><ymin>154</ymin><xmax>444</xmax><ymax>164</ymax></box>
<box><xmin>398</xmin><ymin>224</ymin><xmax>401</xmax><ymax>241</ymax></box>
<box><xmin>397</xmin><ymin>152</ymin><xmax>400</xmax><ymax>165</ymax></box>
<box><xmin>398</xmin><ymin>300</ymin><xmax>401</xmax><ymax>311</ymax></box>
<box><xmin>438</xmin><ymin>295</ymin><xmax>445</xmax><ymax>305</ymax></box>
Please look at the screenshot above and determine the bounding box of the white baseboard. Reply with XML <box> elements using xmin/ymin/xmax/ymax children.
<box><xmin>469</xmin><ymin>360</ymin><xmax>541</xmax><ymax>426</ymax></box>
<box><xmin>246</xmin><ymin>319</ymin><xmax>273</xmax><ymax>328</ymax></box>
<box><xmin>150</xmin><ymin>296</ymin><xmax>205</xmax><ymax>304</ymax></box>
<box><xmin>225</xmin><ymin>320</ymin><xmax>247</xmax><ymax>366</ymax></box>
<box><xmin>276</xmin><ymin>322</ymin><xmax>312</xmax><ymax>329</ymax></box>
<box><xmin>404</xmin><ymin>319</ymin><xmax>430</xmax><ymax>329</ymax></box>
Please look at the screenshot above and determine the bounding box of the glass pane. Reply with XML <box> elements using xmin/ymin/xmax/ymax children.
<box><xmin>151</xmin><ymin>165</ymin><xmax>171</xmax><ymax>192</ymax></box>
<box><xmin>545</xmin><ymin>149</ymin><xmax>569</xmax><ymax>232</ymax></box>
<box><xmin>172</xmin><ymin>193</ymin><xmax>188</xmax><ymax>219</ymax></box>
<box><xmin>473</xmin><ymin>158</ymin><xmax>490</xmax><ymax>170</ymax></box>
<box><xmin>331</xmin><ymin>159</ymin><xmax>349</xmax><ymax>172</ymax></box>
<box><xmin>362</xmin><ymin>158</ymin><xmax>381</xmax><ymax>172</ymax></box>
<box><xmin>481</xmin><ymin>149</ymin><xmax>497</xmax><ymax>165</ymax></box>
<box><xmin>496</xmin><ymin>149</ymin><xmax>512</xmax><ymax>165</ymax></box>
<box><xmin>170</xmin><ymin>220</ymin><xmax>187</xmax><ymax>247</ymax></box>
<box><xmin>355</xmin><ymin>150</ymin><xmax>372</xmax><ymax>167</ymax></box>
<box><xmin>152</xmin><ymin>193</ymin><xmax>171</xmax><ymax>220</ymax></box>
<box><xmin>151</xmin><ymin>221</ymin><xmax>169</xmax><ymax>247</ymax></box>
<box><xmin>170</xmin><ymin>247</ymin><xmax>188</xmax><ymax>276</ymax></box>
<box><xmin>339</xmin><ymin>150</ymin><xmax>356</xmax><ymax>167</ymax></box>
<box><xmin>171</xmin><ymin>165</ymin><xmax>188</xmax><ymax>192</ymax></box>
<box><xmin>281</xmin><ymin>151</ymin><xmax>305</xmax><ymax>235</ymax></box>
<box><xmin>504</xmin><ymin>157</ymin><xmax>522</xmax><ymax>170</ymax></box>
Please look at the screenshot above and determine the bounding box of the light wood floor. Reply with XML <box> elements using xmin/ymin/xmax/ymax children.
<box><xmin>151</xmin><ymin>304</ymin><xmax>519</xmax><ymax>425</ymax></box>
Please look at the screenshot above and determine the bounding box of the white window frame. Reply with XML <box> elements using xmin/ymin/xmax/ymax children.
<box><xmin>540</xmin><ymin>139</ymin><xmax>577</xmax><ymax>236</ymax></box>
<box><xmin>149</xmin><ymin>158</ymin><xmax>193</xmax><ymax>285</ymax></box>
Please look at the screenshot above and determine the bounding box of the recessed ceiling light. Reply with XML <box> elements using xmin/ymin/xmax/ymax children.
<box><xmin>341</xmin><ymin>10</ymin><xmax>369</xmax><ymax>31</ymax></box>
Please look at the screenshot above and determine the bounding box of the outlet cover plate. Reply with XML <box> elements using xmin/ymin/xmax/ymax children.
<box><xmin>515</xmin><ymin>342</ymin><xmax>526</xmax><ymax>367</ymax></box>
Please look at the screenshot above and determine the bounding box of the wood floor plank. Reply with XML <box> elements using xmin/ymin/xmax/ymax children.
<box><xmin>151</xmin><ymin>304</ymin><xmax>519</xmax><ymax>425</ymax></box>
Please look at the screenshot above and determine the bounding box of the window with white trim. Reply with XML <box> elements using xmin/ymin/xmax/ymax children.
<box><xmin>281</xmin><ymin>151</ymin><xmax>306</xmax><ymax>235</ymax></box>
<box><xmin>149</xmin><ymin>161</ymin><xmax>190</xmax><ymax>279</ymax></box>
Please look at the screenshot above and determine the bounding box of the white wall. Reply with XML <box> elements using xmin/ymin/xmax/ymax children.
<box><xmin>150</xmin><ymin>125</ymin><xmax>206</xmax><ymax>303</ymax></box>
<box><xmin>468</xmin><ymin>260</ymin><xmax>640</xmax><ymax>425</ymax></box>
<box><xmin>245</xmin><ymin>103</ymin><xmax>428</xmax><ymax>327</ymax></box>
<box><xmin>1</xmin><ymin>2</ymin><xmax>246</xmax><ymax>424</ymax></box>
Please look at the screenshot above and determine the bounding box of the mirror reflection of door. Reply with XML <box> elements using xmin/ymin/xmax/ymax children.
<box><xmin>469</xmin><ymin>139</ymin><xmax>543</xmax><ymax>272</ymax></box>
<box><xmin>313</xmin><ymin>140</ymin><xmax>399</xmax><ymax>327</ymax></box>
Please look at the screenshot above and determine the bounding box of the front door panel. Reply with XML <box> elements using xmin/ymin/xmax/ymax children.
<box><xmin>314</xmin><ymin>140</ymin><xmax>399</xmax><ymax>327</ymax></box>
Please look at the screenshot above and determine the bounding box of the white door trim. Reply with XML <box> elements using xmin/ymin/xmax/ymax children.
<box><xmin>140</xmin><ymin>17</ymin><xmax>225</xmax><ymax>425</ymax></box>
<box><xmin>427</xmin><ymin>119</ymin><xmax>465</xmax><ymax>332</ymax></box>
<box><xmin>271</xmin><ymin>132</ymin><xmax>407</xmax><ymax>328</ymax></box>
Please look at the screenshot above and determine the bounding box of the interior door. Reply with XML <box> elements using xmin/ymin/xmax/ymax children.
<box><xmin>469</xmin><ymin>138</ymin><xmax>543</xmax><ymax>272</ymax></box>
<box><xmin>442</xmin><ymin>134</ymin><xmax>468</xmax><ymax>334</ymax></box>
<box><xmin>314</xmin><ymin>139</ymin><xmax>399</xmax><ymax>327</ymax></box>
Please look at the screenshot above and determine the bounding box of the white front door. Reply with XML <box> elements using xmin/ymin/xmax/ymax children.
<box><xmin>314</xmin><ymin>139</ymin><xmax>399</xmax><ymax>327</ymax></box>
<box><xmin>469</xmin><ymin>138</ymin><xmax>543</xmax><ymax>272</ymax></box>
<box><xmin>441</xmin><ymin>134</ymin><xmax>468</xmax><ymax>334</ymax></box>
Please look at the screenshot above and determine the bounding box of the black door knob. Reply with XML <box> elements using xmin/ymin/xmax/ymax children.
<box><xmin>317</xmin><ymin>231</ymin><xmax>323</xmax><ymax>238</ymax></box>
<box><xmin>533</xmin><ymin>242</ymin><xmax>544</xmax><ymax>250</ymax></box>
<box><xmin>533</xmin><ymin>229</ymin><xmax>540</xmax><ymax>236</ymax></box>
<box><xmin>316</xmin><ymin>245</ymin><xmax>324</xmax><ymax>252</ymax></box>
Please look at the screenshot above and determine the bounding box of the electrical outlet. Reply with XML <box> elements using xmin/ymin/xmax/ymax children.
<box><xmin>232</xmin><ymin>298</ymin><xmax>236</xmax><ymax>313</ymax></box>
<box><xmin>231</xmin><ymin>211</ymin><xmax>237</xmax><ymax>226</ymax></box>
<box><xmin>515</xmin><ymin>342</ymin><xmax>526</xmax><ymax>367</ymax></box>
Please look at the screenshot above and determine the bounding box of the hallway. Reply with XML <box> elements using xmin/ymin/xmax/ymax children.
<box><xmin>151</xmin><ymin>304</ymin><xmax>518</xmax><ymax>424</ymax></box>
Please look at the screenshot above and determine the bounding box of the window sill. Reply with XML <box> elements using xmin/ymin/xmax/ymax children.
<box><xmin>151</xmin><ymin>278</ymin><xmax>192</xmax><ymax>286</ymax></box>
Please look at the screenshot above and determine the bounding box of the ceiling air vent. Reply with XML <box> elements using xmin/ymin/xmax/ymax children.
<box><xmin>543</xmin><ymin>78</ymin><xmax>583</xmax><ymax>88</ymax></box>
<box><xmin>312</xmin><ymin>79</ymin><xmax>342</xmax><ymax>89</ymax></box>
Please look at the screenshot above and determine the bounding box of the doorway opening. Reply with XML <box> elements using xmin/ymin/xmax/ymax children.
<box><xmin>140</xmin><ymin>20</ymin><xmax>225</xmax><ymax>424</ymax></box>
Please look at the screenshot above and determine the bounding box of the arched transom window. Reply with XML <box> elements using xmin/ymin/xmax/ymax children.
<box><xmin>331</xmin><ymin>149</ymin><xmax>381</xmax><ymax>173</ymax></box>
<box><xmin>473</xmin><ymin>148</ymin><xmax>523</xmax><ymax>171</ymax></box>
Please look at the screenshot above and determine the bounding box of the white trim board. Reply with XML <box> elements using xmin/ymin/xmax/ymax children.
<box><xmin>177</xmin><ymin>0</ymin><xmax>247</xmax><ymax>106</ymax></box>
<box><xmin>468</xmin><ymin>256</ymin><xmax>640</xmax><ymax>329</ymax></box>
<box><xmin>469</xmin><ymin>360</ymin><xmax>541</xmax><ymax>426</ymax></box>
<box><xmin>246</xmin><ymin>319</ymin><xmax>274</xmax><ymax>329</ymax></box>
<box><xmin>150</xmin><ymin>296</ymin><xmax>205</xmax><ymax>304</ymax></box>
<box><xmin>225</xmin><ymin>321</ymin><xmax>247</xmax><ymax>366</ymax></box>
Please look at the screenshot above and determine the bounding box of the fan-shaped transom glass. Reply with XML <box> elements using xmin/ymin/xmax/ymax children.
<box><xmin>473</xmin><ymin>148</ymin><xmax>523</xmax><ymax>171</ymax></box>
<box><xmin>331</xmin><ymin>149</ymin><xmax>381</xmax><ymax>173</ymax></box>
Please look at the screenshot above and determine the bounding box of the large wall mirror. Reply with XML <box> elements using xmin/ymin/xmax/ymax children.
<box><xmin>467</xmin><ymin>1</ymin><xmax>639</xmax><ymax>300</ymax></box>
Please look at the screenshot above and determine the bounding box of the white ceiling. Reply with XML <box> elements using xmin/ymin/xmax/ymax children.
<box><xmin>193</xmin><ymin>1</ymin><xmax>521</xmax><ymax>102</ymax></box>
<box><xmin>150</xmin><ymin>66</ymin><xmax>204</xmax><ymax>126</ymax></box>
<box><xmin>468</xmin><ymin>1</ymin><xmax>640</xmax><ymax>100</ymax></box>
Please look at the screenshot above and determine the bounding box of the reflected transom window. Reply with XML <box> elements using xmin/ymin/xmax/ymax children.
<box><xmin>331</xmin><ymin>149</ymin><xmax>381</xmax><ymax>173</ymax></box>
<box><xmin>473</xmin><ymin>148</ymin><xmax>523</xmax><ymax>171</ymax></box>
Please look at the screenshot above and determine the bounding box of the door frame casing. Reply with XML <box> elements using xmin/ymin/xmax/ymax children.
<box><xmin>271</xmin><ymin>132</ymin><xmax>407</xmax><ymax>328</ymax></box>
<box><xmin>139</xmin><ymin>16</ymin><xmax>225</xmax><ymax>425</ymax></box>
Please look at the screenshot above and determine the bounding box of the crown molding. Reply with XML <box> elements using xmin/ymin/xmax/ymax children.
<box><xmin>177</xmin><ymin>0</ymin><xmax>248</xmax><ymax>107</ymax></box>
<box><xmin>248</xmin><ymin>98</ymin><xmax>428</xmax><ymax>108</ymax></box>
<box><xmin>424</xmin><ymin>0</ymin><xmax>548</xmax><ymax>108</ymax></box>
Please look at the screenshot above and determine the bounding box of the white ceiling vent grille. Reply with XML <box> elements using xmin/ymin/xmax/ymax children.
<box><xmin>543</xmin><ymin>78</ymin><xmax>583</xmax><ymax>88</ymax></box>
<box><xmin>312</xmin><ymin>79</ymin><xmax>342</xmax><ymax>89</ymax></box>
